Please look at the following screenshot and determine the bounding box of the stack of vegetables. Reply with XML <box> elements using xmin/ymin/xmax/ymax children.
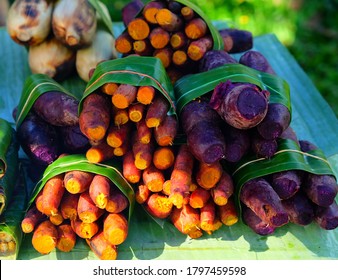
<box><xmin>3</xmin><ymin>0</ymin><xmax>337</xmax><ymax>260</ymax></box>
<box><xmin>6</xmin><ymin>0</ymin><xmax>117</xmax><ymax>82</ymax></box>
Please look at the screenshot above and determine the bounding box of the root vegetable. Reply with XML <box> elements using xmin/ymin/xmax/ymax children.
<box><xmin>64</xmin><ymin>170</ymin><xmax>94</xmax><ymax>194</ymax></box>
<box><xmin>155</xmin><ymin>8</ymin><xmax>183</xmax><ymax>32</ymax></box>
<box><xmin>153</xmin><ymin>47</ymin><xmax>173</xmax><ymax>68</ymax></box>
<box><xmin>240</xmin><ymin>178</ymin><xmax>289</xmax><ymax>227</ymax></box>
<box><xmin>218</xmin><ymin>198</ymin><xmax>238</xmax><ymax>226</ymax></box>
<box><xmin>145</xmin><ymin>193</ymin><xmax>173</xmax><ymax>219</ymax></box>
<box><xmin>200</xmin><ymin>200</ymin><xmax>216</xmax><ymax>233</ymax></box>
<box><xmin>281</xmin><ymin>191</ymin><xmax>314</xmax><ymax>226</ymax></box>
<box><xmin>32</xmin><ymin>220</ymin><xmax>58</xmax><ymax>255</ymax></box>
<box><xmin>210</xmin><ymin>81</ymin><xmax>269</xmax><ymax>129</ymax></box>
<box><xmin>133</xmin><ymin>39</ymin><xmax>153</xmax><ymax>56</ymax></box>
<box><xmin>271</xmin><ymin>170</ymin><xmax>302</xmax><ymax>199</ymax></box>
<box><xmin>115</xmin><ymin>32</ymin><xmax>133</xmax><ymax>54</ymax></box>
<box><xmin>136</xmin><ymin>86</ymin><xmax>155</xmax><ymax>105</ymax></box>
<box><xmin>189</xmin><ymin>187</ymin><xmax>210</xmax><ymax>209</ymax></box>
<box><xmin>170</xmin><ymin>32</ymin><xmax>188</xmax><ymax>50</ymax></box>
<box><xmin>153</xmin><ymin>146</ymin><xmax>175</xmax><ymax>170</ymax></box>
<box><xmin>106</xmin><ymin>123</ymin><xmax>130</xmax><ymax>148</ymax></box>
<box><xmin>86</xmin><ymin>141</ymin><xmax>115</xmax><ymax>163</ymax></box>
<box><xmin>132</xmin><ymin>137</ymin><xmax>154</xmax><ymax>170</ymax></box>
<box><xmin>169</xmin><ymin>144</ymin><xmax>194</xmax><ymax>208</ymax></box>
<box><xmin>79</xmin><ymin>93</ymin><xmax>111</xmax><ymax>142</ymax></box>
<box><xmin>59</xmin><ymin>125</ymin><xmax>90</xmax><ymax>154</ymax></box>
<box><xmin>112</xmin><ymin>84</ymin><xmax>137</xmax><ymax>109</ymax></box>
<box><xmin>223</xmin><ymin>125</ymin><xmax>250</xmax><ymax>163</ymax></box>
<box><xmin>199</xmin><ymin>50</ymin><xmax>237</xmax><ymax>72</ymax></box>
<box><xmin>71</xmin><ymin>218</ymin><xmax>99</xmax><ymax>239</ymax></box>
<box><xmin>187</xmin><ymin>36</ymin><xmax>213</xmax><ymax>61</ymax></box>
<box><xmin>251</xmin><ymin>132</ymin><xmax>278</xmax><ymax>159</ymax></box>
<box><xmin>121</xmin><ymin>0</ymin><xmax>144</xmax><ymax>27</ymax></box>
<box><xmin>219</xmin><ymin>28</ymin><xmax>253</xmax><ymax>53</ymax></box>
<box><xmin>105</xmin><ymin>189</ymin><xmax>129</xmax><ymax>214</ymax></box>
<box><xmin>21</xmin><ymin>205</ymin><xmax>46</xmax><ymax>234</ymax></box>
<box><xmin>127</xmin><ymin>18</ymin><xmax>150</xmax><ymax>40</ymax></box>
<box><xmin>314</xmin><ymin>201</ymin><xmax>338</xmax><ymax>230</ymax></box>
<box><xmin>143</xmin><ymin>165</ymin><xmax>165</xmax><ymax>192</ymax></box>
<box><xmin>149</xmin><ymin>27</ymin><xmax>170</xmax><ymax>49</ymax></box>
<box><xmin>123</xmin><ymin>151</ymin><xmax>142</xmax><ymax>184</ymax></box>
<box><xmin>196</xmin><ymin>161</ymin><xmax>223</xmax><ymax>190</ymax></box>
<box><xmin>49</xmin><ymin>213</ymin><xmax>64</xmax><ymax>226</ymax></box>
<box><xmin>170</xmin><ymin>204</ymin><xmax>200</xmax><ymax>235</ymax></box>
<box><xmin>60</xmin><ymin>192</ymin><xmax>79</xmax><ymax>220</ymax></box>
<box><xmin>242</xmin><ymin>206</ymin><xmax>275</xmax><ymax>235</ymax></box>
<box><xmin>136</xmin><ymin>184</ymin><xmax>151</xmax><ymax>204</ymax></box>
<box><xmin>89</xmin><ymin>175</ymin><xmax>111</xmax><ymax>209</ymax></box>
<box><xmin>86</xmin><ymin>231</ymin><xmax>118</xmax><ymax>260</ymax></box>
<box><xmin>211</xmin><ymin>172</ymin><xmax>234</xmax><ymax>206</ymax></box>
<box><xmin>142</xmin><ymin>1</ymin><xmax>166</xmax><ymax>24</ymax></box>
<box><xmin>77</xmin><ymin>192</ymin><xmax>104</xmax><ymax>223</ymax></box>
<box><xmin>239</xmin><ymin>50</ymin><xmax>276</xmax><ymax>75</ymax></box>
<box><xmin>56</xmin><ymin>223</ymin><xmax>77</xmax><ymax>252</ymax></box>
<box><xmin>40</xmin><ymin>174</ymin><xmax>65</xmax><ymax>216</ymax></box>
<box><xmin>154</xmin><ymin>115</ymin><xmax>178</xmax><ymax>146</ymax></box>
<box><xmin>128</xmin><ymin>103</ymin><xmax>145</xmax><ymax>123</ymax></box>
<box><xmin>103</xmin><ymin>213</ymin><xmax>128</xmax><ymax>245</ymax></box>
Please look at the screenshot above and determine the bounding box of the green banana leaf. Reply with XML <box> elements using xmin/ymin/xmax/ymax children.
<box><xmin>81</xmin><ymin>56</ymin><xmax>177</xmax><ymax>116</ymax></box>
<box><xmin>174</xmin><ymin>63</ymin><xmax>291</xmax><ymax>115</ymax></box>
<box><xmin>1</xmin><ymin>25</ymin><xmax>338</xmax><ymax>260</ymax></box>
<box><xmin>0</xmin><ymin>120</ymin><xmax>19</xmax><ymax>215</ymax></box>
<box><xmin>15</xmin><ymin>74</ymin><xmax>80</xmax><ymax>129</ymax></box>
<box><xmin>0</xmin><ymin>164</ymin><xmax>28</xmax><ymax>260</ymax></box>
<box><xmin>88</xmin><ymin>0</ymin><xmax>115</xmax><ymax>36</ymax></box>
<box><xmin>28</xmin><ymin>154</ymin><xmax>135</xmax><ymax>221</ymax></box>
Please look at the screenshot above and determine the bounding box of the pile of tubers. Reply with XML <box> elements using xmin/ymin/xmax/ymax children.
<box><xmin>7</xmin><ymin>0</ymin><xmax>117</xmax><ymax>82</ymax></box>
<box><xmin>6</xmin><ymin>0</ymin><xmax>336</xmax><ymax>259</ymax></box>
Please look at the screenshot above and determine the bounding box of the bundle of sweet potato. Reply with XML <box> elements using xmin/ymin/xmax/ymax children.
<box><xmin>21</xmin><ymin>170</ymin><xmax>129</xmax><ymax>260</ymax></box>
<box><xmin>116</xmin><ymin>0</ymin><xmax>217</xmax><ymax>80</ymax></box>
<box><xmin>79</xmin><ymin>84</ymin><xmax>177</xmax><ymax>165</ymax></box>
<box><xmin>127</xmin><ymin>143</ymin><xmax>238</xmax><ymax>238</ymax></box>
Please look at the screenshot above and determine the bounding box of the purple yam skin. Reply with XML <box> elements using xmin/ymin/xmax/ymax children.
<box><xmin>33</xmin><ymin>91</ymin><xmax>79</xmax><ymax>127</ymax></box>
<box><xmin>281</xmin><ymin>191</ymin><xmax>314</xmax><ymax>226</ymax></box>
<box><xmin>242</xmin><ymin>206</ymin><xmax>276</xmax><ymax>235</ymax></box>
<box><xmin>303</xmin><ymin>174</ymin><xmax>338</xmax><ymax>207</ymax></box>
<box><xmin>180</xmin><ymin>100</ymin><xmax>222</xmax><ymax>134</ymax></box>
<box><xmin>279</xmin><ymin>126</ymin><xmax>299</xmax><ymax>144</ymax></box>
<box><xmin>219</xmin><ymin>29</ymin><xmax>253</xmax><ymax>54</ymax></box>
<box><xmin>210</xmin><ymin>81</ymin><xmax>269</xmax><ymax>129</ymax></box>
<box><xmin>239</xmin><ymin>50</ymin><xmax>276</xmax><ymax>75</ymax></box>
<box><xmin>122</xmin><ymin>0</ymin><xmax>144</xmax><ymax>27</ymax></box>
<box><xmin>314</xmin><ymin>201</ymin><xmax>338</xmax><ymax>230</ymax></box>
<box><xmin>17</xmin><ymin>112</ymin><xmax>60</xmax><ymax>165</ymax></box>
<box><xmin>256</xmin><ymin>103</ymin><xmax>291</xmax><ymax>140</ymax></box>
<box><xmin>271</xmin><ymin>170</ymin><xmax>302</xmax><ymax>199</ymax></box>
<box><xmin>240</xmin><ymin>178</ymin><xmax>289</xmax><ymax>227</ymax></box>
<box><xmin>198</xmin><ymin>50</ymin><xmax>238</xmax><ymax>72</ymax></box>
<box><xmin>59</xmin><ymin>125</ymin><xmax>90</xmax><ymax>153</ymax></box>
<box><xmin>187</xmin><ymin>120</ymin><xmax>226</xmax><ymax>164</ymax></box>
<box><xmin>251</xmin><ymin>133</ymin><xmax>278</xmax><ymax>159</ymax></box>
<box><xmin>223</xmin><ymin>125</ymin><xmax>250</xmax><ymax>163</ymax></box>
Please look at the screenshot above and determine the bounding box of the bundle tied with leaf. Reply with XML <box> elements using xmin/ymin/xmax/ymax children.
<box><xmin>21</xmin><ymin>154</ymin><xmax>135</xmax><ymax>260</ymax></box>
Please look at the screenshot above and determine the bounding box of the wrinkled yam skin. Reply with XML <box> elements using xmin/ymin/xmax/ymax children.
<box><xmin>282</xmin><ymin>191</ymin><xmax>314</xmax><ymax>226</ymax></box>
<box><xmin>33</xmin><ymin>91</ymin><xmax>79</xmax><ymax>126</ymax></box>
<box><xmin>242</xmin><ymin>206</ymin><xmax>275</xmax><ymax>235</ymax></box>
<box><xmin>223</xmin><ymin>125</ymin><xmax>250</xmax><ymax>162</ymax></box>
<box><xmin>271</xmin><ymin>170</ymin><xmax>302</xmax><ymax>199</ymax></box>
<box><xmin>187</xmin><ymin>120</ymin><xmax>226</xmax><ymax>164</ymax></box>
<box><xmin>239</xmin><ymin>50</ymin><xmax>276</xmax><ymax>75</ymax></box>
<box><xmin>17</xmin><ymin>112</ymin><xmax>60</xmax><ymax>165</ymax></box>
<box><xmin>59</xmin><ymin>125</ymin><xmax>90</xmax><ymax>153</ymax></box>
<box><xmin>240</xmin><ymin>178</ymin><xmax>289</xmax><ymax>227</ymax></box>
<box><xmin>314</xmin><ymin>201</ymin><xmax>338</xmax><ymax>230</ymax></box>
<box><xmin>198</xmin><ymin>50</ymin><xmax>237</xmax><ymax>72</ymax></box>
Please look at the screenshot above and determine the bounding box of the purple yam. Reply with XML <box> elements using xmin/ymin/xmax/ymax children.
<box><xmin>281</xmin><ymin>191</ymin><xmax>314</xmax><ymax>226</ymax></box>
<box><xmin>210</xmin><ymin>81</ymin><xmax>269</xmax><ymax>129</ymax></box>
<box><xmin>240</xmin><ymin>178</ymin><xmax>289</xmax><ymax>227</ymax></box>
<box><xmin>279</xmin><ymin>126</ymin><xmax>299</xmax><ymax>143</ymax></box>
<box><xmin>239</xmin><ymin>50</ymin><xmax>276</xmax><ymax>75</ymax></box>
<box><xmin>121</xmin><ymin>0</ymin><xmax>144</xmax><ymax>27</ymax></box>
<box><xmin>59</xmin><ymin>125</ymin><xmax>90</xmax><ymax>153</ymax></box>
<box><xmin>187</xmin><ymin>120</ymin><xmax>226</xmax><ymax>164</ymax></box>
<box><xmin>271</xmin><ymin>170</ymin><xmax>302</xmax><ymax>199</ymax></box>
<box><xmin>242</xmin><ymin>206</ymin><xmax>276</xmax><ymax>235</ymax></box>
<box><xmin>198</xmin><ymin>50</ymin><xmax>237</xmax><ymax>72</ymax></box>
<box><xmin>33</xmin><ymin>91</ymin><xmax>79</xmax><ymax>126</ymax></box>
<box><xmin>251</xmin><ymin>132</ymin><xmax>278</xmax><ymax>159</ymax></box>
<box><xmin>299</xmin><ymin>139</ymin><xmax>318</xmax><ymax>152</ymax></box>
<box><xmin>180</xmin><ymin>99</ymin><xmax>222</xmax><ymax>134</ymax></box>
<box><xmin>17</xmin><ymin>112</ymin><xmax>60</xmax><ymax>165</ymax></box>
<box><xmin>256</xmin><ymin>103</ymin><xmax>291</xmax><ymax>140</ymax></box>
<box><xmin>223</xmin><ymin>125</ymin><xmax>250</xmax><ymax>163</ymax></box>
<box><xmin>314</xmin><ymin>200</ymin><xmax>338</xmax><ymax>230</ymax></box>
<box><xmin>303</xmin><ymin>174</ymin><xmax>338</xmax><ymax>207</ymax></box>
<box><xmin>219</xmin><ymin>28</ymin><xmax>253</xmax><ymax>54</ymax></box>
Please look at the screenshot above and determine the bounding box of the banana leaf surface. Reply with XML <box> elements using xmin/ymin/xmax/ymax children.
<box><xmin>0</xmin><ymin>25</ymin><xmax>337</xmax><ymax>260</ymax></box>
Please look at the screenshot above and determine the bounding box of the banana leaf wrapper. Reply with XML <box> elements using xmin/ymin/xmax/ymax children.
<box><xmin>174</xmin><ymin>63</ymin><xmax>291</xmax><ymax>116</ymax></box>
<box><xmin>15</xmin><ymin>74</ymin><xmax>81</xmax><ymax>129</ymax></box>
<box><xmin>0</xmin><ymin>164</ymin><xmax>28</xmax><ymax>260</ymax></box>
<box><xmin>81</xmin><ymin>56</ymin><xmax>177</xmax><ymax>117</ymax></box>
<box><xmin>27</xmin><ymin>154</ymin><xmax>135</xmax><ymax>221</ymax></box>
<box><xmin>0</xmin><ymin>118</ymin><xmax>19</xmax><ymax>215</ymax></box>
<box><xmin>232</xmin><ymin>138</ymin><xmax>336</xmax><ymax>216</ymax></box>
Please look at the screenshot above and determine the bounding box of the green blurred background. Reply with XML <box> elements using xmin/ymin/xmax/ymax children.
<box><xmin>2</xmin><ymin>0</ymin><xmax>337</xmax><ymax>116</ymax></box>
<box><xmin>103</xmin><ymin>0</ymin><xmax>338</xmax><ymax>117</ymax></box>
